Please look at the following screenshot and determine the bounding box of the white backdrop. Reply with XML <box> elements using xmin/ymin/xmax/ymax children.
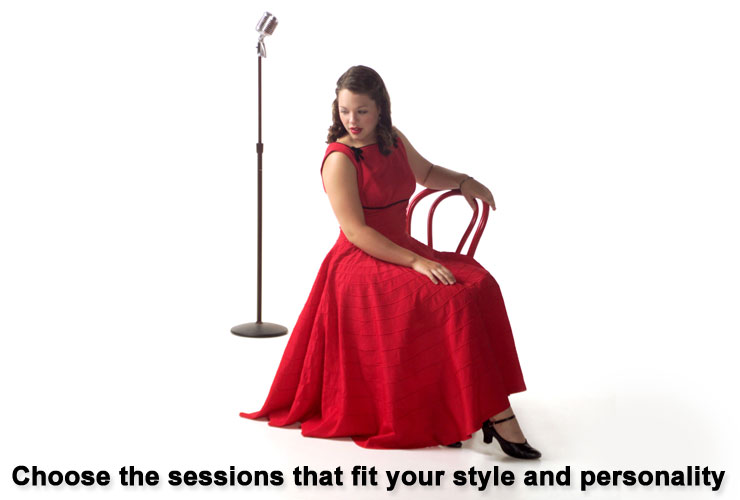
<box><xmin>1</xmin><ymin>1</ymin><xmax>738</xmax><ymax>499</ymax></box>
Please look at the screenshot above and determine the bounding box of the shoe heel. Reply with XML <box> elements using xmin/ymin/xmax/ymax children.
<box><xmin>481</xmin><ymin>420</ymin><xmax>494</xmax><ymax>444</ymax></box>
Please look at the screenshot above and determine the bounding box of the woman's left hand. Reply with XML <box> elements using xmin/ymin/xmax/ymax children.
<box><xmin>460</xmin><ymin>178</ymin><xmax>496</xmax><ymax>211</ymax></box>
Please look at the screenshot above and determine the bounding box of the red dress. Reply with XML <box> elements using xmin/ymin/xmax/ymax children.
<box><xmin>241</xmin><ymin>139</ymin><xmax>527</xmax><ymax>449</ymax></box>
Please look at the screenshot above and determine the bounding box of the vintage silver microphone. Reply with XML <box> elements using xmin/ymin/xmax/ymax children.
<box><xmin>255</xmin><ymin>12</ymin><xmax>277</xmax><ymax>57</ymax></box>
<box><xmin>231</xmin><ymin>12</ymin><xmax>288</xmax><ymax>338</ymax></box>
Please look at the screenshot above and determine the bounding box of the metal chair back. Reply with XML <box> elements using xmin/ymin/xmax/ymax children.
<box><xmin>405</xmin><ymin>188</ymin><xmax>490</xmax><ymax>257</ymax></box>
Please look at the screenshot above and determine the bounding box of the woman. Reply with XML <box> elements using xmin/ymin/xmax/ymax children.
<box><xmin>241</xmin><ymin>65</ymin><xmax>541</xmax><ymax>459</ymax></box>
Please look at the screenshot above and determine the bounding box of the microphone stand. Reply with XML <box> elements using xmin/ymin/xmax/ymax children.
<box><xmin>231</xmin><ymin>32</ymin><xmax>288</xmax><ymax>338</ymax></box>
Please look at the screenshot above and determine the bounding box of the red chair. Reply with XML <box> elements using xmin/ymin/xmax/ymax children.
<box><xmin>405</xmin><ymin>188</ymin><xmax>491</xmax><ymax>258</ymax></box>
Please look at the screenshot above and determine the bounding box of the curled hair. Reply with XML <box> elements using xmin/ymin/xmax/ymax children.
<box><xmin>327</xmin><ymin>65</ymin><xmax>397</xmax><ymax>156</ymax></box>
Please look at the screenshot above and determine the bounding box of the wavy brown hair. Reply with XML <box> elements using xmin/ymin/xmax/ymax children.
<box><xmin>326</xmin><ymin>65</ymin><xmax>397</xmax><ymax>156</ymax></box>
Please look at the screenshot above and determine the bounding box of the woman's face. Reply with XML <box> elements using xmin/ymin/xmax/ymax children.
<box><xmin>337</xmin><ymin>89</ymin><xmax>380</xmax><ymax>145</ymax></box>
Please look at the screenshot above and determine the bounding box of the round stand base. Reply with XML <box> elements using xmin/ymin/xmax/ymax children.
<box><xmin>231</xmin><ymin>321</ymin><xmax>288</xmax><ymax>338</ymax></box>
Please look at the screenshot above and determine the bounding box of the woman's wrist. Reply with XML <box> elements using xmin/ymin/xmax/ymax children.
<box><xmin>458</xmin><ymin>175</ymin><xmax>473</xmax><ymax>189</ymax></box>
<box><xmin>423</xmin><ymin>164</ymin><xmax>473</xmax><ymax>190</ymax></box>
<box><xmin>407</xmin><ymin>253</ymin><xmax>423</xmax><ymax>268</ymax></box>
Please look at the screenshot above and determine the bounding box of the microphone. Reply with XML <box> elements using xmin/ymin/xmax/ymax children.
<box><xmin>255</xmin><ymin>12</ymin><xmax>278</xmax><ymax>57</ymax></box>
<box><xmin>231</xmin><ymin>12</ymin><xmax>288</xmax><ymax>338</ymax></box>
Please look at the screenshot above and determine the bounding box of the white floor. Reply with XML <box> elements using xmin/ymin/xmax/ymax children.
<box><xmin>2</xmin><ymin>314</ymin><xmax>734</xmax><ymax>500</ymax></box>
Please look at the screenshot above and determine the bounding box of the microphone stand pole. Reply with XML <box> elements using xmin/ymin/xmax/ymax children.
<box><xmin>231</xmin><ymin>38</ymin><xmax>288</xmax><ymax>338</ymax></box>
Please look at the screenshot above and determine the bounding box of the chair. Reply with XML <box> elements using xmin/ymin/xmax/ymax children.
<box><xmin>405</xmin><ymin>188</ymin><xmax>491</xmax><ymax>258</ymax></box>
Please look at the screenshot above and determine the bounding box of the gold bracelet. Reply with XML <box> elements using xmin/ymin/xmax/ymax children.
<box><xmin>422</xmin><ymin>164</ymin><xmax>434</xmax><ymax>184</ymax></box>
<box><xmin>458</xmin><ymin>175</ymin><xmax>473</xmax><ymax>189</ymax></box>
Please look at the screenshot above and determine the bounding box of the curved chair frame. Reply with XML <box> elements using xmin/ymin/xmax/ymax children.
<box><xmin>405</xmin><ymin>188</ymin><xmax>490</xmax><ymax>258</ymax></box>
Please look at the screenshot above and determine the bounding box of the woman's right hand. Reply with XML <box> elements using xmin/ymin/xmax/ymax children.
<box><xmin>411</xmin><ymin>257</ymin><xmax>456</xmax><ymax>285</ymax></box>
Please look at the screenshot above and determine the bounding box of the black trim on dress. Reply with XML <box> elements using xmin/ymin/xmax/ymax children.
<box><xmin>362</xmin><ymin>198</ymin><xmax>409</xmax><ymax>210</ymax></box>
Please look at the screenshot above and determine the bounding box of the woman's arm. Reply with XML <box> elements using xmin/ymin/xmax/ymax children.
<box><xmin>394</xmin><ymin>127</ymin><xmax>497</xmax><ymax>211</ymax></box>
<box><xmin>322</xmin><ymin>151</ymin><xmax>456</xmax><ymax>285</ymax></box>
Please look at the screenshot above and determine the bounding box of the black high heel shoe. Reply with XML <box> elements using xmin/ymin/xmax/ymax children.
<box><xmin>482</xmin><ymin>415</ymin><xmax>541</xmax><ymax>459</ymax></box>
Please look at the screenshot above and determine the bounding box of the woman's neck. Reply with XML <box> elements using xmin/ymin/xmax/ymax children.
<box><xmin>337</xmin><ymin>134</ymin><xmax>377</xmax><ymax>148</ymax></box>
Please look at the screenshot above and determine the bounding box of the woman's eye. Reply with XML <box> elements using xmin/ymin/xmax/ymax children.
<box><xmin>359</xmin><ymin>110</ymin><xmax>367</xmax><ymax>114</ymax></box>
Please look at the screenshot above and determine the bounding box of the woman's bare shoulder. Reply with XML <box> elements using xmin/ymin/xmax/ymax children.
<box><xmin>323</xmin><ymin>147</ymin><xmax>355</xmax><ymax>172</ymax></box>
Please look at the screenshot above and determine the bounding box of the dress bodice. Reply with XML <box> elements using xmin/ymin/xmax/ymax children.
<box><xmin>321</xmin><ymin>139</ymin><xmax>417</xmax><ymax>240</ymax></box>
